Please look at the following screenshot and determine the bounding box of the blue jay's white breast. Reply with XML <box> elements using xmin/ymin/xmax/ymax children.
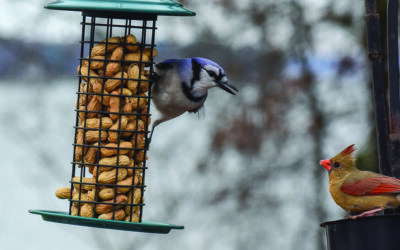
<box><xmin>152</xmin><ymin>65</ymin><xmax>206</xmax><ymax>121</ymax></box>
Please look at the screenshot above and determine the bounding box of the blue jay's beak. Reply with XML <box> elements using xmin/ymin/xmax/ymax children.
<box><xmin>217</xmin><ymin>81</ymin><xmax>238</xmax><ymax>95</ymax></box>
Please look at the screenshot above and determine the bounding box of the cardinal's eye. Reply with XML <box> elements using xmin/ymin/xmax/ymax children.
<box><xmin>333</xmin><ymin>162</ymin><xmax>341</xmax><ymax>168</ymax></box>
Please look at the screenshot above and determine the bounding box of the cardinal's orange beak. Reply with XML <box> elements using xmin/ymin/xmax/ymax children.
<box><xmin>320</xmin><ymin>159</ymin><xmax>331</xmax><ymax>172</ymax></box>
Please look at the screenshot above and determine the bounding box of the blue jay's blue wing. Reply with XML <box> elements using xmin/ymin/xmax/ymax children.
<box><xmin>192</xmin><ymin>57</ymin><xmax>220</xmax><ymax>68</ymax></box>
<box><xmin>155</xmin><ymin>60</ymin><xmax>177</xmax><ymax>70</ymax></box>
<box><xmin>156</xmin><ymin>58</ymin><xmax>191</xmax><ymax>69</ymax></box>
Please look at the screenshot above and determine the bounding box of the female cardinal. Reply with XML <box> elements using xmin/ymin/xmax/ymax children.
<box><xmin>320</xmin><ymin>144</ymin><xmax>400</xmax><ymax>219</ymax></box>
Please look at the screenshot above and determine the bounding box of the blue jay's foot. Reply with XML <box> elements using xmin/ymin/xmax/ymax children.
<box><xmin>145</xmin><ymin>125</ymin><xmax>156</xmax><ymax>150</ymax></box>
<box><xmin>144</xmin><ymin>137</ymin><xmax>151</xmax><ymax>150</ymax></box>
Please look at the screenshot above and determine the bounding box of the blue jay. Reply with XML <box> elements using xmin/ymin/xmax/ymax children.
<box><xmin>149</xmin><ymin>57</ymin><xmax>238</xmax><ymax>139</ymax></box>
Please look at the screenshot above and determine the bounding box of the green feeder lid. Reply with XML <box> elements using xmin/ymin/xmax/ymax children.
<box><xmin>44</xmin><ymin>0</ymin><xmax>195</xmax><ymax>16</ymax></box>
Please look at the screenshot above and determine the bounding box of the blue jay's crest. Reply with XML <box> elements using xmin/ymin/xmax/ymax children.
<box><xmin>192</xmin><ymin>57</ymin><xmax>222</xmax><ymax>70</ymax></box>
<box><xmin>192</xmin><ymin>57</ymin><xmax>226</xmax><ymax>81</ymax></box>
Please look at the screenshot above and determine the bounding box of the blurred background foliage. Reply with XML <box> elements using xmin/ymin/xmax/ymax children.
<box><xmin>0</xmin><ymin>0</ymin><xmax>389</xmax><ymax>249</ymax></box>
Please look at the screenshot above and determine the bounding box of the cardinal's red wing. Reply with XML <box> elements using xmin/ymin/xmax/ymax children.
<box><xmin>342</xmin><ymin>176</ymin><xmax>400</xmax><ymax>196</ymax></box>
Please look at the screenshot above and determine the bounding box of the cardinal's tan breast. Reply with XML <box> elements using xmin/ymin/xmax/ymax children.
<box><xmin>329</xmin><ymin>182</ymin><xmax>399</xmax><ymax>213</ymax></box>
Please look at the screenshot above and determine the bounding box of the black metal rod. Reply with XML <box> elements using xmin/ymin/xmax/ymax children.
<box><xmin>364</xmin><ymin>0</ymin><xmax>392</xmax><ymax>176</ymax></box>
<box><xmin>137</xmin><ymin>19</ymin><xmax>150</xmax><ymax>223</ymax></box>
<box><xmin>387</xmin><ymin>0</ymin><xmax>400</xmax><ymax>179</ymax></box>
<box><xmin>387</xmin><ymin>0</ymin><xmax>398</xmax><ymax>112</ymax></box>
<box><xmin>69</xmin><ymin>14</ymin><xmax>88</xmax><ymax>216</ymax></box>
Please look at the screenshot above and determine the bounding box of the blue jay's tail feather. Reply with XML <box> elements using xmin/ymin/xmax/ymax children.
<box><xmin>188</xmin><ymin>103</ymin><xmax>205</xmax><ymax>119</ymax></box>
<box><xmin>187</xmin><ymin>103</ymin><xmax>204</xmax><ymax>114</ymax></box>
<box><xmin>197</xmin><ymin>105</ymin><xmax>206</xmax><ymax>120</ymax></box>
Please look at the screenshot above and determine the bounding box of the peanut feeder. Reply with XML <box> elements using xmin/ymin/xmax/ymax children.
<box><xmin>29</xmin><ymin>0</ymin><xmax>195</xmax><ymax>234</ymax></box>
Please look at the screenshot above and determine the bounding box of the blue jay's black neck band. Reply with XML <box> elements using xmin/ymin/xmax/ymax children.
<box><xmin>181</xmin><ymin>81</ymin><xmax>204</xmax><ymax>102</ymax></box>
<box><xmin>180</xmin><ymin>58</ymin><xmax>205</xmax><ymax>103</ymax></box>
<box><xmin>191</xmin><ymin>58</ymin><xmax>202</xmax><ymax>86</ymax></box>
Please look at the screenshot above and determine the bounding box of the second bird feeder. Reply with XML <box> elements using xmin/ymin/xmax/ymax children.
<box><xmin>321</xmin><ymin>0</ymin><xmax>400</xmax><ymax>249</ymax></box>
<box><xmin>30</xmin><ymin>0</ymin><xmax>195</xmax><ymax>234</ymax></box>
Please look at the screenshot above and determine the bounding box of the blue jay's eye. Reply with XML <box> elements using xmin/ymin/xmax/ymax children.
<box><xmin>206</xmin><ymin>70</ymin><xmax>217</xmax><ymax>78</ymax></box>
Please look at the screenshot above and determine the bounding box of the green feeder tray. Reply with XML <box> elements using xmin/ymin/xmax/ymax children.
<box><xmin>29</xmin><ymin>210</ymin><xmax>184</xmax><ymax>234</ymax></box>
